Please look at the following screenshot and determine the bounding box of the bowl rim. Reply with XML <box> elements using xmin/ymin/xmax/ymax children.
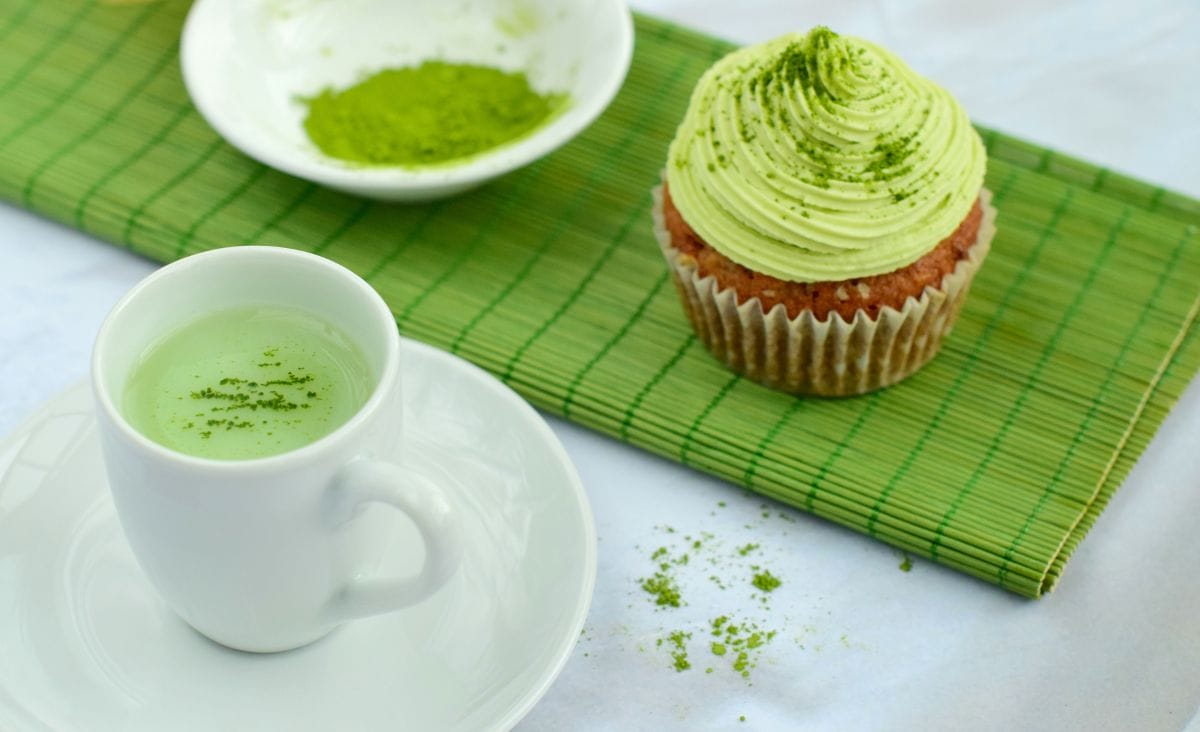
<box><xmin>180</xmin><ymin>0</ymin><xmax>634</xmax><ymax>192</ymax></box>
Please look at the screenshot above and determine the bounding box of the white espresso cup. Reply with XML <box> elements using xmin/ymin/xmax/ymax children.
<box><xmin>91</xmin><ymin>246</ymin><xmax>463</xmax><ymax>653</ymax></box>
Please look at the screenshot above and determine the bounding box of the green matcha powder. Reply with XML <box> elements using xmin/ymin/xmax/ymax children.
<box><xmin>303</xmin><ymin>61</ymin><xmax>567</xmax><ymax>167</ymax></box>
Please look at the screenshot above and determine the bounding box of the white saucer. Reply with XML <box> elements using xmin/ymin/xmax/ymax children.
<box><xmin>0</xmin><ymin>339</ymin><xmax>595</xmax><ymax>731</ymax></box>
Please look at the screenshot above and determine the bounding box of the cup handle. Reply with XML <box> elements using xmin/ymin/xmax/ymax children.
<box><xmin>324</xmin><ymin>458</ymin><xmax>463</xmax><ymax>621</ymax></box>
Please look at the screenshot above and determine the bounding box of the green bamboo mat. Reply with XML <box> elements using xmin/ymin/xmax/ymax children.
<box><xmin>3</xmin><ymin>1</ymin><xmax>1199</xmax><ymax>598</ymax></box>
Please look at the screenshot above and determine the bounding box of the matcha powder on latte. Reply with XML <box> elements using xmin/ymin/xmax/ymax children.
<box><xmin>302</xmin><ymin>61</ymin><xmax>567</xmax><ymax>167</ymax></box>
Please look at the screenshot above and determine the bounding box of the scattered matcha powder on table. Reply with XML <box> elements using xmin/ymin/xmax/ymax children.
<box><xmin>659</xmin><ymin>630</ymin><xmax>692</xmax><ymax>672</ymax></box>
<box><xmin>710</xmin><ymin>614</ymin><xmax>777</xmax><ymax>680</ymax></box>
<box><xmin>635</xmin><ymin>525</ymin><xmax>791</xmax><ymax>680</ymax></box>
<box><xmin>751</xmin><ymin>569</ymin><xmax>782</xmax><ymax>593</ymax></box>
<box><xmin>640</xmin><ymin>571</ymin><xmax>682</xmax><ymax>608</ymax></box>
<box><xmin>639</xmin><ymin>541</ymin><xmax>703</xmax><ymax>608</ymax></box>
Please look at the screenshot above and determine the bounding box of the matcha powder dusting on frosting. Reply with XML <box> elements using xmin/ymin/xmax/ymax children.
<box><xmin>666</xmin><ymin>26</ymin><xmax>986</xmax><ymax>283</ymax></box>
<box><xmin>302</xmin><ymin>61</ymin><xmax>566</xmax><ymax>167</ymax></box>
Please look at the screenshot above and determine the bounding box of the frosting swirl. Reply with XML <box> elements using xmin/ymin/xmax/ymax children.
<box><xmin>665</xmin><ymin>27</ymin><xmax>986</xmax><ymax>282</ymax></box>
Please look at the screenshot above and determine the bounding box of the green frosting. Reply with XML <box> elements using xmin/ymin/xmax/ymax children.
<box><xmin>666</xmin><ymin>27</ymin><xmax>986</xmax><ymax>282</ymax></box>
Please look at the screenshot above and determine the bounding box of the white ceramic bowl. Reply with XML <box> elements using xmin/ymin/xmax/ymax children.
<box><xmin>181</xmin><ymin>0</ymin><xmax>633</xmax><ymax>201</ymax></box>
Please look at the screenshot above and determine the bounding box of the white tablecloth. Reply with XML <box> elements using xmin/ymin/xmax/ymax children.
<box><xmin>2</xmin><ymin>1</ymin><xmax>1198</xmax><ymax>729</ymax></box>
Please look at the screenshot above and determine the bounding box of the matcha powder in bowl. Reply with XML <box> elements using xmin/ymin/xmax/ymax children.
<box><xmin>302</xmin><ymin>61</ymin><xmax>568</xmax><ymax>168</ymax></box>
<box><xmin>179</xmin><ymin>0</ymin><xmax>633</xmax><ymax>200</ymax></box>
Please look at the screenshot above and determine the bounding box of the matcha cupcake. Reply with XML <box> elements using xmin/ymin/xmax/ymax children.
<box><xmin>654</xmin><ymin>27</ymin><xmax>996</xmax><ymax>396</ymax></box>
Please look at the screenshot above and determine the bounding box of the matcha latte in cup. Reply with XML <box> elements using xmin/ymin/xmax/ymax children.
<box><xmin>91</xmin><ymin>246</ymin><xmax>462</xmax><ymax>653</ymax></box>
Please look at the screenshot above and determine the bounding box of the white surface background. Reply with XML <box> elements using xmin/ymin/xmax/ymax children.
<box><xmin>2</xmin><ymin>1</ymin><xmax>1199</xmax><ymax>730</ymax></box>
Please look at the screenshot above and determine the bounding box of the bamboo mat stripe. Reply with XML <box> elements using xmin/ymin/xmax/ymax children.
<box><xmin>2</xmin><ymin>1</ymin><xmax>1198</xmax><ymax>597</ymax></box>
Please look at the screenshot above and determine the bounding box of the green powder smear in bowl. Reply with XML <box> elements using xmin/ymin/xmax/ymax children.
<box><xmin>302</xmin><ymin>61</ymin><xmax>567</xmax><ymax>167</ymax></box>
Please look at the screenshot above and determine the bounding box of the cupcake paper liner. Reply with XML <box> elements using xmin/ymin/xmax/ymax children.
<box><xmin>652</xmin><ymin>186</ymin><xmax>997</xmax><ymax>396</ymax></box>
